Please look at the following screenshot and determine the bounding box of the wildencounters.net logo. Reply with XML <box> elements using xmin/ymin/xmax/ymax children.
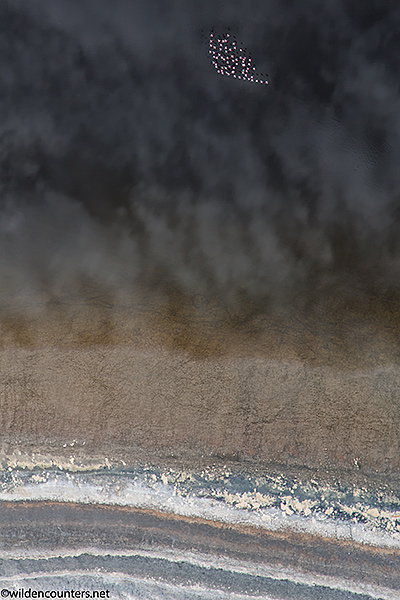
<box><xmin>2</xmin><ymin>591</ymin><xmax>110</xmax><ymax>598</ymax></box>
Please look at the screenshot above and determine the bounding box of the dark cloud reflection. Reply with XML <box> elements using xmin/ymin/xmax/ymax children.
<box><xmin>1</xmin><ymin>0</ymin><xmax>400</xmax><ymax>364</ymax></box>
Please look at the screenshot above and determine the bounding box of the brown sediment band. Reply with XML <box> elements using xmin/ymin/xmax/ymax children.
<box><xmin>0</xmin><ymin>500</ymin><xmax>399</xmax><ymax>592</ymax></box>
<box><xmin>0</xmin><ymin>338</ymin><xmax>400</xmax><ymax>476</ymax></box>
<box><xmin>3</xmin><ymin>284</ymin><xmax>400</xmax><ymax>369</ymax></box>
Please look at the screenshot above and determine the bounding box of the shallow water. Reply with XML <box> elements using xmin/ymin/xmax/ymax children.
<box><xmin>1</xmin><ymin>464</ymin><xmax>400</xmax><ymax>599</ymax></box>
<box><xmin>2</xmin><ymin>0</ymin><xmax>400</xmax><ymax>595</ymax></box>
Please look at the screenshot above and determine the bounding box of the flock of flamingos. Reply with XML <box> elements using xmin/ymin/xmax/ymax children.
<box><xmin>208</xmin><ymin>29</ymin><xmax>269</xmax><ymax>85</ymax></box>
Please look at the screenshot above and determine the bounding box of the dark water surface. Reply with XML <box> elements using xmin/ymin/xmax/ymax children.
<box><xmin>1</xmin><ymin>0</ymin><xmax>400</xmax><ymax>594</ymax></box>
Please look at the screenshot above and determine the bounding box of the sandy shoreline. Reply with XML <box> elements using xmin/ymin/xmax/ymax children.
<box><xmin>0</xmin><ymin>342</ymin><xmax>399</xmax><ymax>480</ymax></box>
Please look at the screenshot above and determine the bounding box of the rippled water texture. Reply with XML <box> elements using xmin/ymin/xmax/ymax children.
<box><xmin>1</xmin><ymin>0</ymin><xmax>400</xmax><ymax>596</ymax></box>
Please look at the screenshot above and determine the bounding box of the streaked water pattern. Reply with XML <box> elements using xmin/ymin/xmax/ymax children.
<box><xmin>1</xmin><ymin>464</ymin><xmax>400</xmax><ymax>599</ymax></box>
<box><xmin>1</xmin><ymin>464</ymin><xmax>400</xmax><ymax>544</ymax></box>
